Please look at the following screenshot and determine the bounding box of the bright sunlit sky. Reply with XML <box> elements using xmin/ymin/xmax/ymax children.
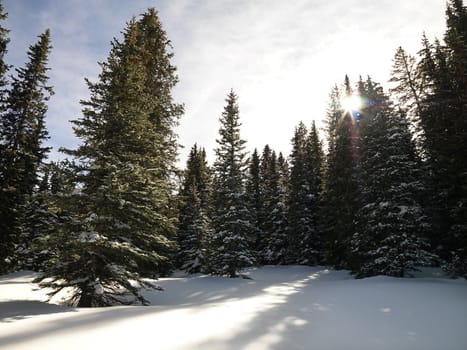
<box><xmin>3</xmin><ymin>0</ymin><xmax>446</xmax><ymax>166</ymax></box>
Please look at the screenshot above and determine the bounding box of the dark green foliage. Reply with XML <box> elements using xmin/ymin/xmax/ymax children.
<box><xmin>351</xmin><ymin>78</ymin><xmax>433</xmax><ymax>277</ymax></box>
<box><xmin>322</xmin><ymin>80</ymin><xmax>360</xmax><ymax>268</ymax></box>
<box><xmin>245</xmin><ymin>148</ymin><xmax>263</xmax><ymax>260</ymax></box>
<box><xmin>177</xmin><ymin>144</ymin><xmax>212</xmax><ymax>273</ymax></box>
<box><xmin>0</xmin><ymin>29</ymin><xmax>53</xmax><ymax>273</ymax></box>
<box><xmin>209</xmin><ymin>90</ymin><xmax>255</xmax><ymax>277</ymax></box>
<box><xmin>389</xmin><ymin>46</ymin><xmax>425</xmax><ymax>149</ymax></box>
<box><xmin>36</xmin><ymin>9</ymin><xmax>182</xmax><ymax>306</ymax></box>
<box><xmin>287</xmin><ymin>121</ymin><xmax>323</xmax><ymax>265</ymax></box>
<box><xmin>404</xmin><ymin>1</ymin><xmax>467</xmax><ymax>276</ymax></box>
<box><xmin>0</xmin><ymin>0</ymin><xmax>9</xmax><ymax>103</ymax></box>
<box><xmin>262</xmin><ymin>151</ymin><xmax>289</xmax><ymax>264</ymax></box>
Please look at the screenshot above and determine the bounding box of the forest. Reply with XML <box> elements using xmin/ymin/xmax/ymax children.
<box><xmin>0</xmin><ymin>0</ymin><xmax>466</xmax><ymax>307</ymax></box>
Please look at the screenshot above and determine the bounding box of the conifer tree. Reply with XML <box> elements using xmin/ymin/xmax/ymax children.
<box><xmin>414</xmin><ymin>1</ymin><xmax>467</xmax><ymax>276</ymax></box>
<box><xmin>209</xmin><ymin>90</ymin><xmax>255</xmax><ymax>277</ymax></box>
<box><xmin>287</xmin><ymin>121</ymin><xmax>323</xmax><ymax>265</ymax></box>
<box><xmin>322</xmin><ymin>77</ymin><xmax>360</xmax><ymax>268</ymax></box>
<box><xmin>351</xmin><ymin>78</ymin><xmax>432</xmax><ymax>277</ymax></box>
<box><xmin>245</xmin><ymin>148</ymin><xmax>263</xmax><ymax>260</ymax></box>
<box><xmin>0</xmin><ymin>29</ymin><xmax>53</xmax><ymax>273</ymax></box>
<box><xmin>17</xmin><ymin>165</ymin><xmax>59</xmax><ymax>270</ymax></box>
<box><xmin>389</xmin><ymin>46</ymin><xmax>426</xmax><ymax>150</ymax></box>
<box><xmin>0</xmin><ymin>1</ymin><xmax>11</xmax><ymax>273</ymax></box>
<box><xmin>262</xmin><ymin>150</ymin><xmax>289</xmax><ymax>264</ymax></box>
<box><xmin>36</xmin><ymin>9</ymin><xmax>183</xmax><ymax>306</ymax></box>
<box><xmin>177</xmin><ymin>144</ymin><xmax>211</xmax><ymax>273</ymax></box>
<box><xmin>0</xmin><ymin>0</ymin><xmax>8</xmax><ymax>103</ymax></box>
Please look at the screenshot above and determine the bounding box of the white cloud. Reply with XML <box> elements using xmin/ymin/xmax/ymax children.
<box><xmin>3</xmin><ymin>0</ymin><xmax>447</xmax><ymax>166</ymax></box>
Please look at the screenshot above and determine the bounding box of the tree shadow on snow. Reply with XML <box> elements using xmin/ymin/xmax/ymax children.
<box><xmin>0</xmin><ymin>266</ymin><xmax>329</xmax><ymax>349</ymax></box>
<box><xmin>0</xmin><ymin>300</ymin><xmax>75</xmax><ymax>323</ymax></box>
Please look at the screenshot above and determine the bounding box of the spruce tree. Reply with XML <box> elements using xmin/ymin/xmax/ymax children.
<box><xmin>322</xmin><ymin>78</ymin><xmax>360</xmax><ymax>268</ymax></box>
<box><xmin>351</xmin><ymin>78</ymin><xmax>432</xmax><ymax>277</ymax></box>
<box><xmin>209</xmin><ymin>90</ymin><xmax>255</xmax><ymax>277</ymax></box>
<box><xmin>287</xmin><ymin>121</ymin><xmax>323</xmax><ymax>265</ymax></box>
<box><xmin>177</xmin><ymin>144</ymin><xmax>211</xmax><ymax>273</ymax></box>
<box><xmin>304</xmin><ymin>121</ymin><xmax>324</xmax><ymax>262</ymax></box>
<box><xmin>415</xmin><ymin>1</ymin><xmax>467</xmax><ymax>276</ymax></box>
<box><xmin>262</xmin><ymin>150</ymin><xmax>289</xmax><ymax>264</ymax></box>
<box><xmin>389</xmin><ymin>46</ymin><xmax>425</xmax><ymax>148</ymax></box>
<box><xmin>0</xmin><ymin>29</ymin><xmax>53</xmax><ymax>273</ymax></box>
<box><xmin>0</xmin><ymin>1</ymin><xmax>11</xmax><ymax>273</ymax></box>
<box><xmin>245</xmin><ymin>148</ymin><xmax>263</xmax><ymax>261</ymax></box>
<box><xmin>0</xmin><ymin>0</ymin><xmax>8</xmax><ymax>103</ymax></box>
<box><xmin>36</xmin><ymin>9</ymin><xmax>183</xmax><ymax>306</ymax></box>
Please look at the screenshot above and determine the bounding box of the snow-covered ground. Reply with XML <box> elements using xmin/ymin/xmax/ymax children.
<box><xmin>1</xmin><ymin>266</ymin><xmax>466</xmax><ymax>350</ymax></box>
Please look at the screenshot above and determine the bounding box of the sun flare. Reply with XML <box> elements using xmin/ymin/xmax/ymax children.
<box><xmin>341</xmin><ymin>94</ymin><xmax>362</xmax><ymax>112</ymax></box>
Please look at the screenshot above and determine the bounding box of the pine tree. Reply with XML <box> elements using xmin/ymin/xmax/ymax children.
<box><xmin>245</xmin><ymin>148</ymin><xmax>263</xmax><ymax>261</ymax></box>
<box><xmin>209</xmin><ymin>90</ymin><xmax>255</xmax><ymax>277</ymax></box>
<box><xmin>390</xmin><ymin>47</ymin><xmax>424</xmax><ymax>115</ymax></box>
<box><xmin>177</xmin><ymin>144</ymin><xmax>212</xmax><ymax>273</ymax></box>
<box><xmin>389</xmin><ymin>46</ymin><xmax>426</xmax><ymax>149</ymax></box>
<box><xmin>17</xmin><ymin>165</ymin><xmax>59</xmax><ymax>270</ymax></box>
<box><xmin>322</xmin><ymin>78</ymin><xmax>360</xmax><ymax>268</ymax></box>
<box><xmin>287</xmin><ymin>121</ymin><xmax>323</xmax><ymax>265</ymax></box>
<box><xmin>0</xmin><ymin>29</ymin><xmax>53</xmax><ymax>273</ymax></box>
<box><xmin>0</xmin><ymin>0</ymin><xmax>8</xmax><ymax>104</ymax></box>
<box><xmin>36</xmin><ymin>9</ymin><xmax>183</xmax><ymax>306</ymax></box>
<box><xmin>304</xmin><ymin>121</ymin><xmax>324</xmax><ymax>262</ymax></box>
<box><xmin>415</xmin><ymin>1</ymin><xmax>467</xmax><ymax>276</ymax></box>
<box><xmin>261</xmin><ymin>150</ymin><xmax>289</xmax><ymax>264</ymax></box>
<box><xmin>351</xmin><ymin>78</ymin><xmax>432</xmax><ymax>277</ymax></box>
<box><xmin>0</xmin><ymin>1</ymin><xmax>11</xmax><ymax>273</ymax></box>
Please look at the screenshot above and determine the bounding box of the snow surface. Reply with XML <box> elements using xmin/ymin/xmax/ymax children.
<box><xmin>1</xmin><ymin>266</ymin><xmax>466</xmax><ymax>350</ymax></box>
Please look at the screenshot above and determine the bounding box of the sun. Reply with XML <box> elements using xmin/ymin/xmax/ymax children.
<box><xmin>341</xmin><ymin>94</ymin><xmax>362</xmax><ymax>112</ymax></box>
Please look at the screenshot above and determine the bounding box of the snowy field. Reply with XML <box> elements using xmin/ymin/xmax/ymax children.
<box><xmin>1</xmin><ymin>266</ymin><xmax>466</xmax><ymax>350</ymax></box>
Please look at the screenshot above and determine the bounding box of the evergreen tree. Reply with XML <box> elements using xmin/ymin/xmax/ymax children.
<box><xmin>0</xmin><ymin>1</ymin><xmax>11</xmax><ymax>273</ymax></box>
<box><xmin>0</xmin><ymin>0</ymin><xmax>8</xmax><ymax>104</ymax></box>
<box><xmin>322</xmin><ymin>78</ymin><xmax>360</xmax><ymax>268</ymax></box>
<box><xmin>177</xmin><ymin>144</ymin><xmax>212</xmax><ymax>273</ymax></box>
<box><xmin>389</xmin><ymin>46</ymin><xmax>425</xmax><ymax>147</ymax></box>
<box><xmin>262</xmin><ymin>150</ymin><xmax>289</xmax><ymax>264</ymax></box>
<box><xmin>36</xmin><ymin>9</ymin><xmax>183</xmax><ymax>306</ymax></box>
<box><xmin>17</xmin><ymin>165</ymin><xmax>59</xmax><ymax>270</ymax></box>
<box><xmin>287</xmin><ymin>121</ymin><xmax>323</xmax><ymax>265</ymax></box>
<box><xmin>0</xmin><ymin>29</ymin><xmax>53</xmax><ymax>273</ymax></box>
<box><xmin>415</xmin><ymin>1</ymin><xmax>467</xmax><ymax>276</ymax></box>
<box><xmin>209</xmin><ymin>90</ymin><xmax>255</xmax><ymax>277</ymax></box>
<box><xmin>304</xmin><ymin>121</ymin><xmax>324</xmax><ymax>262</ymax></box>
<box><xmin>245</xmin><ymin>148</ymin><xmax>263</xmax><ymax>261</ymax></box>
<box><xmin>351</xmin><ymin>78</ymin><xmax>432</xmax><ymax>277</ymax></box>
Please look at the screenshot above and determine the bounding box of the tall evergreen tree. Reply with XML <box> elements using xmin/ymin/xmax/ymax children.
<box><xmin>0</xmin><ymin>29</ymin><xmax>53</xmax><ymax>273</ymax></box>
<box><xmin>252</xmin><ymin>145</ymin><xmax>290</xmax><ymax>264</ymax></box>
<box><xmin>245</xmin><ymin>148</ymin><xmax>263</xmax><ymax>260</ymax></box>
<box><xmin>36</xmin><ymin>9</ymin><xmax>183</xmax><ymax>306</ymax></box>
<box><xmin>351</xmin><ymin>78</ymin><xmax>432</xmax><ymax>277</ymax></box>
<box><xmin>0</xmin><ymin>0</ymin><xmax>8</xmax><ymax>104</ymax></box>
<box><xmin>322</xmin><ymin>78</ymin><xmax>360</xmax><ymax>268</ymax></box>
<box><xmin>287</xmin><ymin>121</ymin><xmax>323</xmax><ymax>265</ymax></box>
<box><xmin>177</xmin><ymin>144</ymin><xmax>211</xmax><ymax>273</ymax></box>
<box><xmin>0</xmin><ymin>1</ymin><xmax>11</xmax><ymax>273</ymax></box>
<box><xmin>415</xmin><ymin>1</ymin><xmax>467</xmax><ymax>276</ymax></box>
<box><xmin>209</xmin><ymin>90</ymin><xmax>255</xmax><ymax>277</ymax></box>
<box><xmin>263</xmin><ymin>150</ymin><xmax>289</xmax><ymax>264</ymax></box>
<box><xmin>389</xmin><ymin>46</ymin><xmax>426</xmax><ymax>148</ymax></box>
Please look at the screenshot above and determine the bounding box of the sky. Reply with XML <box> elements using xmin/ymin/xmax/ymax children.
<box><xmin>3</xmin><ymin>0</ymin><xmax>447</xmax><ymax>166</ymax></box>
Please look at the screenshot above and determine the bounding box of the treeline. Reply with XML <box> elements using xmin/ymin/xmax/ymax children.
<box><xmin>0</xmin><ymin>1</ymin><xmax>465</xmax><ymax>307</ymax></box>
<box><xmin>177</xmin><ymin>0</ymin><xmax>467</xmax><ymax>280</ymax></box>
